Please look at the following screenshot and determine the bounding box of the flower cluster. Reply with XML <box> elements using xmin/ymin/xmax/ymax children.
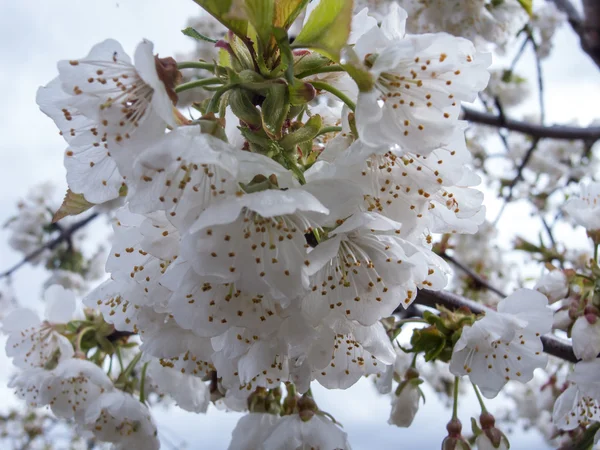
<box><xmin>20</xmin><ymin>0</ymin><xmax>600</xmax><ymax>446</ymax></box>
<box><xmin>3</xmin><ymin>285</ymin><xmax>160</xmax><ymax>449</ymax></box>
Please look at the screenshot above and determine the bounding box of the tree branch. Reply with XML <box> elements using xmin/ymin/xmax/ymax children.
<box><xmin>462</xmin><ymin>107</ymin><xmax>600</xmax><ymax>141</ymax></box>
<box><xmin>0</xmin><ymin>213</ymin><xmax>99</xmax><ymax>280</ymax></box>
<box><xmin>552</xmin><ymin>0</ymin><xmax>600</xmax><ymax>70</ymax></box>
<box><xmin>440</xmin><ymin>252</ymin><xmax>506</xmax><ymax>298</ymax></box>
<box><xmin>415</xmin><ymin>289</ymin><xmax>578</xmax><ymax>363</ymax></box>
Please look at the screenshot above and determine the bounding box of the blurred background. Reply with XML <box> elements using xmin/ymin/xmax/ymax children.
<box><xmin>0</xmin><ymin>0</ymin><xmax>599</xmax><ymax>448</ymax></box>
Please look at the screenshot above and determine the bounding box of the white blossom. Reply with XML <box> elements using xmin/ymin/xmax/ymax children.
<box><xmin>4</xmin><ymin>285</ymin><xmax>76</xmax><ymax>369</ymax></box>
<box><xmin>228</xmin><ymin>413</ymin><xmax>281</xmax><ymax>450</ymax></box>
<box><xmin>388</xmin><ymin>382</ymin><xmax>421</xmax><ymax>427</ymax></box>
<box><xmin>450</xmin><ymin>289</ymin><xmax>553</xmax><ymax>398</ymax></box>
<box><xmin>353</xmin><ymin>5</ymin><xmax>491</xmax><ymax>152</ymax></box>
<box><xmin>37</xmin><ymin>39</ymin><xmax>177</xmax><ymax>203</ymax></box>
<box><xmin>475</xmin><ymin>433</ymin><xmax>509</xmax><ymax>450</ymax></box>
<box><xmin>84</xmin><ymin>390</ymin><xmax>159</xmax><ymax>450</ymax></box>
<box><xmin>572</xmin><ymin>317</ymin><xmax>600</xmax><ymax>361</ymax></box>
<box><xmin>564</xmin><ymin>181</ymin><xmax>600</xmax><ymax>232</ymax></box>
<box><xmin>10</xmin><ymin>359</ymin><xmax>113</xmax><ymax>421</ymax></box>
<box><xmin>261</xmin><ymin>414</ymin><xmax>352</xmax><ymax>450</ymax></box>
<box><xmin>552</xmin><ymin>383</ymin><xmax>600</xmax><ymax>431</ymax></box>
<box><xmin>147</xmin><ymin>358</ymin><xmax>210</xmax><ymax>413</ymax></box>
<box><xmin>569</xmin><ymin>360</ymin><xmax>600</xmax><ymax>400</ymax></box>
<box><xmin>534</xmin><ymin>270</ymin><xmax>568</xmax><ymax>303</ymax></box>
<box><xmin>532</xmin><ymin>2</ymin><xmax>567</xmax><ymax>59</ymax></box>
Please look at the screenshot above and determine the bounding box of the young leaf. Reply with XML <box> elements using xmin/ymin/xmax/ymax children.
<box><xmin>239</xmin><ymin>0</ymin><xmax>275</xmax><ymax>47</ymax></box>
<box><xmin>191</xmin><ymin>0</ymin><xmax>248</xmax><ymax>39</ymax></box>
<box><xmin>516</xmin><ymin>0</ymin><xmax>533</xmax><ymax>16</ymax></box>
<box><xmin>52</xmin><ymin>189</ymin><xmax>95</xmax><ymax>223</ymax></box>
<box><xmin>292</xmin><ymin>0</ymin><xmax>353</xmax><ymax>62</ymax></box>
<box><xmin>181</xmin><ymin>26</ymin><xmax>218</xmax><ymax>43</ymax></box>
<box><xmin>274</xmin><ymin>0</ymin><xmax>310</xmax><ymax>30</ymax></box>
<box><xmin>261</xmin><ymin>82</ymin><xmax>290</xmax><ymax>139</ymax></box>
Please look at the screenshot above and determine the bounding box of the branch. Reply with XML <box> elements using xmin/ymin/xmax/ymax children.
<box><xmin>440</xmin><ymin>252</ymin><xmax>506</xmax><ymax>298</ymax></box>
<box><xmin>462</xmin><ymin>108</ymin><xmax>600</xmax><ymax>141</ymax></box>
<box><xmin>551</xmin><ymin>0</ymin><xmax>600</xmax><ymax>70</ymax></box>
<box><xmin>415</xmin><ymin>289</ymin><xmax>578</xmax><ymax>363</ymax></box>
<box><xmin>0</xmin><ymin>213</ymin><xmax>99</xmax><ymax>280</ymax></box>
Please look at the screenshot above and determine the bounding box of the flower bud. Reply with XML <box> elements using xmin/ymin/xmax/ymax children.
<box><xmin>442</xmin><ymin>419</ymin><xmax>471</xmax><ymax>450</ymax></box>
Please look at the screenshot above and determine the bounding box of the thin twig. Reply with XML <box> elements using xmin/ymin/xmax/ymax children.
<box><xmin>494</xmin><ymin>137</ymin><xmax>541</xmax><ymax>224</ymax></box>
<box><xmin>0</xmin><ymin>213</ymin><xmax>99</xmax><ymax>280</ymax></box>
<box><xmin>441</xmin><ymin>252</ymin><xmax>506</xmax><ymax>298</ymax></box>
<box><xmin>528</xmin><ymin>33</ymin><xmax>546</xmax><ymax>125</ymax></box>
<box><xmin>509</xmin><ymin>34</ymin><xmax>530</xmax><ymax>73</ymax></box>
<box><xmin>414</xmin><ymin>289</ymin><xmax>578</xmax><ymax>363</ymax></box>
<box><xmin>462</xmin><ymin>108</ymin><xmax>600</xmax><ymax>141</ymax></box>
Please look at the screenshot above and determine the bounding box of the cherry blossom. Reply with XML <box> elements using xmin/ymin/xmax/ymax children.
<box><xmin>450</xmin><ymin>289</ymin><xmax>553</xmax><ymax>398</ymax></box>
<box><xmin>389</xmin><ymin>381</ymin><xmax>422</xmax><ymax>427</ymax></box>
<box><xmin>261</xmin><ymin>413</ymin><xmax>352</xmax><ymax>450</ymax></box>
<box><xmin>572</xmin><ymin>316</ymin><xmax>600</xmax><ymax>361</ymax></box>
<box><xmin>552</xmin><ymin>383</ymin><xmax>600</xmax><ymax>431</ymax></box>
<box><xmin>534</xmin><ymin>270</ymin><xmax>568</xmax><ymax>303</ymax></box>
<box><xmin>37</xmin><ymin>39</ymin><xmax>178</xmax><ymax>203</ymax></box>
<box><xmin>83</xmin><ymin>390</ymin><xmax>159</xmax><ymax>450</ymax></box>
<box><xmin>4</xmin><ymin>285</ymin><xmax>76</xmax><ymax>369</ymax></box>
<box><xmin>564</xmin><ymin>181</ymin><xmax>600</xmax><ymax>232</ymax></box>
<box><xmin>353</xmin><ymin>4</ymin><xmax>491</xmax><ymax>152</ymax></box>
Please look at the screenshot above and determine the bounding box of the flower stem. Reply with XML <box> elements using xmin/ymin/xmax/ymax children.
<box><xmin>471</xmin><ymin>382</ymin><xmax>488</xmax><ymax>413</ymax></box>
<box><xmin>139</xmin><ymin>362</ymin><xmax>149</xmax><ymax>403</ymax></box>
<box><xmin>116</xmin><ymin>347</ymin><xmax>125</xmax><ymax>373</ymax></box>
<box><xmin>296</xmin><ymin>65</ymin><xmax>344</xmax><ymax>79</ymax></box>
<box><xmin>452</xmin><ymin>376</ymin><xmax>460</xmax><ymax>420</ymax></box>
<box><xmin>316</xmin><ymin>126</ymin><xmax>343</xmax><ymax>137</ymax></box>
<box><xmin>177</xmin><ymin>61</ymin><xmax>216</xmax><ymax>71</ymax></box>
<box><xmin>309</xmin><ymin>81</ymin><xmax>356</xmax><ymax>111</ymax></box>
<box><xmin>119</xmin><ymin>352</ymin><xmax>142</xmax><ymax>383</ymax></box>
<box><xmin>175</xmin><ymin>77</ymin><xmax>222</xmax><ymax>93</ymax></box>
<box><xmin>75</xmin><ymin>326</ymin><xmax>95</xmax><ymax>354</ymax></box>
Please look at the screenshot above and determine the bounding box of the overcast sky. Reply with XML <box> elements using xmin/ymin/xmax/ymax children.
<box><xmin>0</xmin><ymin>0</ymin><xmax>599</xmax><ymax>448</ymax></box>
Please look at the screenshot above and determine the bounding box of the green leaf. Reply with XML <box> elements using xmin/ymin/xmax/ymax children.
<box><xmin>191</xmin><ymin>0</ymin><xmax>248</xmax><ymax>39</ymax></box>
<box><xmin>52</xmin><ymin>189</ymin><xmax>95</xmax><ymax>223</ymax></box>
<box><xmin>261</xmin><ymin>82</ymin><xmax>290</xmax><ymax>139</ymax></box>
<box><xmin>240</xmin><ymin>0</ymin><xmax>275</xmax><ymax>47</ymax></box>
<box><xmin>279</xmin><ymin>114</ymin><xmax>322</xmax><ymax>149</ymax></box>
<box><xmin>181</xmin><ymin>26</ymin><xmax>218</xmax><ymax>43</ymax></box>
<box><xmin>274</xmin><ymin>0</ymin><xmax>310</xmax><ymax>29</ymax></box>
<box><xmin>516</xmin><ymin>0</ymin><xmax>533</xmax><ymax>16</ymax></box>
<box><xmin>292</xmin><ymin>0</ymin><xmax>354</xmax><ymax>62</ymax></box>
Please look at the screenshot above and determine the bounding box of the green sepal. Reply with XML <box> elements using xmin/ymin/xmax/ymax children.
<box><xmin>279</xmin><ymin>115</ymin><xmax>322</xmax><ymax>150</ymax></box>
<box><xmin>292</xmin><ymin>0</ymin><xmax>354</xmax><ymax>62</ymax></box>
<box><xmin>96</xmin><ymin>334</ymin><xmax>116</xmax><ymax>355</ymax></box>
<box><xmin>288</xmin><ymin>78</ymin><xmax>317</xmax><ymax>105</ymax></box>
<box><xmin>293</xmin><ymin>52</ymin><xmax>332</xmax><ymax>77</ymax></box>
<box><xmin>471</xmin><ymin>417</ymin><xmax>482</xmax><ymax>436</ymax></box>
<box><xmin>229</xmin><ymin>89</ymin><xmax>262</xmax><ymax>127</ymax></box>
<box><xmin>410</xmin><ymin>325</ymin><xmax>447</xmax><ymax>362</ymax></box>
<box><xmin>261</xmin><ymin>82</ymin><xmax>290</xmax><ymax>139</ymax></box>
<box><xmin>340</xmin><ymin>47</ymin><xmax>374</xmax><ymax>92</ymax></box>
